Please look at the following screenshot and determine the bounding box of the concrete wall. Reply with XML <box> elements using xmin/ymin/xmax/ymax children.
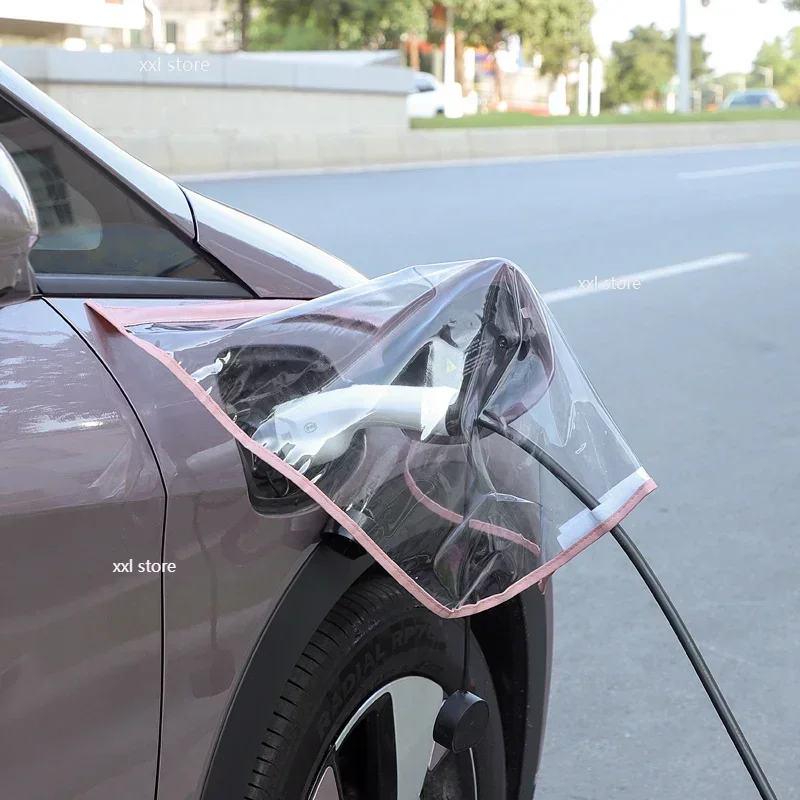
<box><xmin>0</xmin><ymin>46</ymin><xmax>414</xmax><ymax>172</ymax></box>
<box><xmin>154</xmin><ymin>121</ymin><xmax>800</xmax><ymax>177</ymax></box>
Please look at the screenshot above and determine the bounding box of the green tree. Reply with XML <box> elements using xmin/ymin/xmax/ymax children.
<box><xmin>668</xmin><ymin>31</ymin><xmax>711</xmax><ymax>80</ymax></box>
<box><xmin>453</xmin><ymin>0</ymin><xmax>594</xmax><ymax>105</ymax></box>
<box><xmin>605</xmin><ymin>25</ymin><xmax>673</xmax><ymax>107</ymax></box>
<box><xmin>751</xmin><ymin>35</ymin><xmax>798</xmax><ymax>86</ymax></box>
<box><xmin>785</xmin><ymin>0</ymin><xmax>800</xmax><ymax>9</ymax></box>
<box><xmin>605</xmin><ymin>24</ymin><xmax>710</xmax><ymax>107</ymax></box>
<box><xmin>790</xmin><ymin>26</ymin><xmax>800</xmax><ymax>59</ymax></box>
<box><xmin>249</xmin><ymin>15</ymin><xmax>334</xmax><ymax>50</ymax></box>
<box><xmin>219</xmin><ymin>0</ymin><xmax>254</xmax><ymax>50</ymax></box>
<box><xmin>240</xmin><ymin>0</ymin><xmax>252</xmax><ymax>49</ymax></box>
<box><xmin>750</xmin><ymin>28</ymin><xmax>800</xmax><ymax>105</ymax></box>
<box><xmin>258</xmin><ymin>0</ymin><xmax>428</xmax><ymax>49</ymax></box>
<box><xmin>455</xmin><ymin>0</ymin><xmax>595</xmax><ymax>76</ymax></box>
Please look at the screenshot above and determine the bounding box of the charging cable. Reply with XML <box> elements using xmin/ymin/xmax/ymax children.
<box><xmin>478</xmin><ymin>413</ymin><xmax>778</xmax><ymax>800</ymax></box>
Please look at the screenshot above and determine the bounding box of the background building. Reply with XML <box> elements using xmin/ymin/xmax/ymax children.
<box><xmin>154</xmin><ymin>1</ymin><xmax>236</xmax><ymax>52</ymax></box>
<box><xmin>0</xmin><ymin>0</ymin><xmax>236</xmax><ymax>52</ymax></box>
<box><xmin>0</xmin><ymin>0</ymin><xmax>144</xmax><ymax>47</ymax></box>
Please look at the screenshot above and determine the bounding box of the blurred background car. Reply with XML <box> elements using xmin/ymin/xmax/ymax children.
<box><xmin>407</xmin><ymin>70</ymin><xmax>464</xmax><ymax>119</ymax></box>
<box><xmin>722</xmin><ymin>88</ymin><xmax>787</xmax><ymax>110</ymax></box>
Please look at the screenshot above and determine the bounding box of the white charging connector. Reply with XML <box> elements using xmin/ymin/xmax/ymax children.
<box><xmin>253</xmin><ymin>385</ymin><xmax>458</xmax><ymax>471</ymax></box>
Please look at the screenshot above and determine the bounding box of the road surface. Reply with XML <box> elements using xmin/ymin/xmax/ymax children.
<box><xmin>186</xmin><ymin>143</ymin><xmax>800</xmax><ymax>800</ymax></box>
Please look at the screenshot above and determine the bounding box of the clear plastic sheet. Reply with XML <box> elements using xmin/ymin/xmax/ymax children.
<box><xmin>89</xmin><ymin>258</ymin><xmax>656</xmax><ymax>617</ymax></box>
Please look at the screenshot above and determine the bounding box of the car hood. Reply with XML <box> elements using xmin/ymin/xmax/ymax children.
<box><xmin>184</xmin><ymin>188</ymin><xmax>367</xmax><ymax>299</ymax></box>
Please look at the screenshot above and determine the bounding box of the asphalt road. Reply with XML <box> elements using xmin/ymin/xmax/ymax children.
<box><xmin>186</xmin><ymin>143</ymin><xmax>800</xmax><ymax>800</ymax></box>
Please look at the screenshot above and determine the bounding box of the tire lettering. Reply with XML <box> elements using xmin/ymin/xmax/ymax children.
<box><xmin>316</xmin><ymin>624</ymin><xmax>442</xmax><ymax>744</ymax></box>
<box><xmin>341</xmin><ymin>671</ymin><xmax>356</xmax><ymax>699</ymax></box>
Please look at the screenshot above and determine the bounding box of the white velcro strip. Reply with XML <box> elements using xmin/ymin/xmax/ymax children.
<box><xmin>557</xmin><ymin>467</ymin><xmax>650</xmax><ymax>550</ymax></box>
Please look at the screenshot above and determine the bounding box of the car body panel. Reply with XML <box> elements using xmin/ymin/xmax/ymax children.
<box><xmin>51</xmin><ymin>296</ymin><xmax>329</xmax><ymax>800</ymax></box>
<box><xmin>200</xmin><ymin>544</ymin><xmax>376</xmax><ymax>800</ymax></box>
<box><xmin>407</xmin><ymin>71</ymin><xmax>446</xmax><ymax>119</ymax></box>
<box><xmin>407</xmin><ymin>72</ymin><xmax>464</xmax><ymax>119</ymax></box>
<box><xmin>183</xmin><ymin>188</ymin><xmax>366</xmax><ymax>299</ymax></box>
<box><xmin>0</xmin><ymin>61</ymin><xmax>553</xmax><ymax>800</ymax></box>
<box><xmin>0</xmin><ymin>298</ymin><xmax>164</xmax><ymax>799</ymax></box>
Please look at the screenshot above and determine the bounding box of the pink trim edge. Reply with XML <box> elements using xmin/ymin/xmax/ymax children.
<box><xmin>86</xmin><ymin>299</ymin><xmax>656</xmax><ymax>620</ymax></box>
<box><xmin>403</xmin><ymin>461</ymin><xmax>541</xmax><ymax>558</ymax></box>
<box><xmin>98</xmin><ymin>299</ymin><xmax>303</xmax><ymax>328</ymax></box>
<box><xmin>448</xmin><ymin>477</ymin><xmax>657</xmax><ymax>616</ymax></box>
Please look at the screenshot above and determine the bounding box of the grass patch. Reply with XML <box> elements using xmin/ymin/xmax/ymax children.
<box><xmin>411</xmin><ymin>108</ymin><xmax>800</xmax><ymax>129</ymax></box>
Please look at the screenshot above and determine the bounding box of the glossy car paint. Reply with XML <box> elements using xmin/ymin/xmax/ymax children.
<box><xmin>0</xmin><ymin>63</ymin><xmax>552</xmax><ymax>800</ymax></box>
<box><xmin>185</xmin><ymin>188</ymin><xmax>366</xmax><ymax>299</ymax></box>
<box><xmin>0</xmin><ymin>299</ymin><xmax>164</xmax><ymax>798</ymax></box>
<box><xmin>52</xmin><ymin>297</ymin><xmax>329</xmax><ymax>800</ymax></box>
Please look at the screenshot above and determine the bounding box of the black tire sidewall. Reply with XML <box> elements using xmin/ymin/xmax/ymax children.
<box><xmin>265</xmin><ymin>578</ymin><xmax>506</xmax><ymax>800</ymax></box>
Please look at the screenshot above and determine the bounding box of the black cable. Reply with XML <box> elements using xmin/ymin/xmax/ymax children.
<box><xmin>462</xmin><ymin>615</ymin><xmax>471</xmax><ymax>692</ymax></box>
<box><xmin>478</xmin><ymin>413</ymin><xmax>778</xmax><ymax>800</ymax></box>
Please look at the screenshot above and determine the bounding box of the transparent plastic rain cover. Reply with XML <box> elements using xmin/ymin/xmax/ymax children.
<box><xmin>90</xmin><ymin>258</ymin><xmax>656</xmax><ymax>618</ymax></box>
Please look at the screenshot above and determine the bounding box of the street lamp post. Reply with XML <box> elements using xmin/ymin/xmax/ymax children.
<box><xmin>678</xmin><ymin>0</ymin><xmax>691</xmax><ymax>113</ymax></box>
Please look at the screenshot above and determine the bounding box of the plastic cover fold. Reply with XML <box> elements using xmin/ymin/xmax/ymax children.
<box><xmin>89</xmin><ymin>258</ymin><xmax>655</xmax><ymax>618</ymax></box>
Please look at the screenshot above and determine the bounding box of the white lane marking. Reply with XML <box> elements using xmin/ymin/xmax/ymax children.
<box><xmin>679</xmin><ymin>161</ymin><xmax>800</xmax><ymax>180</ymax></box>
<box><xmin>540</xmin><ymin>252</ymin><xmax>750</xmax><ymax>305</ymax></box>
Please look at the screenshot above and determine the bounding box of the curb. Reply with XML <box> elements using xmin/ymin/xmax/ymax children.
<box><xmin>171</xmin><ymin>138</ymin><xmax>800</xmax><ymax>183</ymax></box>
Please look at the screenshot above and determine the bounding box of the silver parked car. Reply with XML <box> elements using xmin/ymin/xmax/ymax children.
<box><xmin>0</xmin><ymin>61</ymin><xmax>552</xmax><ymax>800</ymax></box>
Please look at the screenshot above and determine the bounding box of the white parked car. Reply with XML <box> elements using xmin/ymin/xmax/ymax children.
<box><xmin>407</xmin><ymin>72</ymin><xmax>464</xmax><ymax>119</ymax></box>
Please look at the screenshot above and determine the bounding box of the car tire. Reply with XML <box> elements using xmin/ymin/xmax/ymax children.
<box><xmin>244</xmin><ymin>573</ymin><xmax>507</xmax><ymax>800</ymax></box>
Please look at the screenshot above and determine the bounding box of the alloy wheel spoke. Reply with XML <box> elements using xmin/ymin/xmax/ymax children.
<box><xmin>385</xmin><ymin>676</ymin><xmax>445</xmax><ymax>800</ymax></box>
<box><xmin>315</xmin><ymin>676</ymin><xmax>449</xmax><ymax>800</ymax></box>
<box><xmin>310</xmin><ymin>764</ymin><xmax>342</xmax><ymax>800</ymax></box>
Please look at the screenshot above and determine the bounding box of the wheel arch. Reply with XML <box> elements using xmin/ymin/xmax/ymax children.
<box><xmin>471</xmin><ymin>582</ymin><xmax>553</xmax><ymax>800</ymax></box>
<box><xmin>199</xmin><ymin>541</ymin><xmax>374</xmax><ymax>800</ymax></box>
<box><xmin>199</xmin><ymin>539</ymin><xmax>552</xmax><ymax>800</ymax></box>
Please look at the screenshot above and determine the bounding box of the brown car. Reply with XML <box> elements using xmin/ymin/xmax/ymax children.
<box><xmin>0</xmin><ymin>61</ymin><xmax>552</xmax><ymax>800</ymax></box>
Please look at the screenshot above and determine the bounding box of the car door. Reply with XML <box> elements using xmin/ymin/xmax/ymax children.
<box><xmin>0</xmin><ymin>85</ymin><xmax>331</xmax><ymax>800</ymax></box>
<box><xmin>0</xmin><ymin>295</ymin><xmax>165</xmax><ymax>799</ymax></box>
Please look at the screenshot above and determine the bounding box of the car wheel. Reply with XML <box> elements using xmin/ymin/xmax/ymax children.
<box><xmin>245</xmin><ymin>573</ymin><xmax>507</xmax><ymax>800</ymax></box>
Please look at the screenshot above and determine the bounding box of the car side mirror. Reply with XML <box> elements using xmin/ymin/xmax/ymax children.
<box><xmin>0</xmin><ymin>142</ymin><xmax>38</xmax><ymax>309</ymax></box>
